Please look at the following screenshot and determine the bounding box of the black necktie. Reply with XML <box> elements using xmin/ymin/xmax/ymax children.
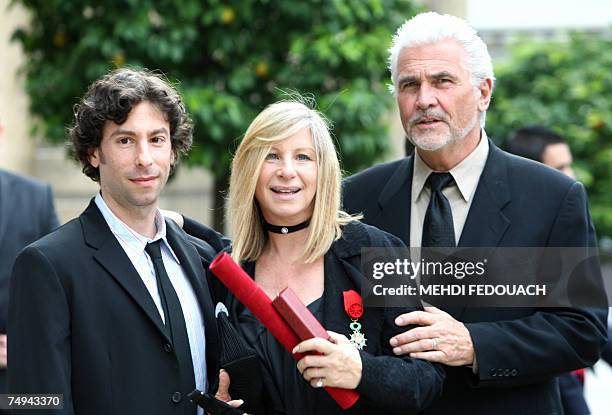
<box><xmin>145</xmin><ymin>240</ymin><xmax>196</xmax><ymax>413</ymax></box>
<box><xmin>422</xmin><ymin>172</ymin><xmax>456</xmax><ymax>247</ymax></box>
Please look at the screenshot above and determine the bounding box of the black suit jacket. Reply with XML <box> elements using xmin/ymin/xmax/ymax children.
<box><xmin>185</xmin><ymin>220</ymin><xmax>445</xmax><ymax>415</ymax></box>
<box><xmin>343</xmin><ymin>140</ymin><xmax>607</xmax><ymax>415</ymax></box>
<box><xmin>0</xmin><ymin>169</ymin><xmax>59</xmax><ymax>334</ymax></box>
<box><xmin>8</xmin><ymin>200</ymin><xmax>220</xmax><ymax>415</ymax></box>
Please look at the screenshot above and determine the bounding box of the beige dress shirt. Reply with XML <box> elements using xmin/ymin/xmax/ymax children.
<box><xmin>410</xmin><ymin>131</ymin><xmax>490</xmax><ymax>248</ymax></box>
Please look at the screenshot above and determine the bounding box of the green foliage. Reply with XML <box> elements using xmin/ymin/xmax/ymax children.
<box><xmin>487</xmin><ymin>33</ymin><xmax>612</xmax><ymax>238</ymax></box>
<box><xmin>11</xmin><ymin>0</ymin><xmax>420</xmax><ymax>228</ymax></box>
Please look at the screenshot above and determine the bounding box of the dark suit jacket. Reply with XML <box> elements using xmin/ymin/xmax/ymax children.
<box><xmin>558</xmin><ymin>372</ymin><xmax>590</xmax><ymax>415</ymax></box>
<box><xmin>0</xmin><ymin>169</ymin><xmax>59</xmax><ymax>334</ymax></box>
<box><xmin>186</xmin><ymin>219</ymin><xmax>445</xmax><ymax>415</ymax></box>
<box><xmin>343</xmin><ymin>140</ymin><xmax>607</xmax><ymax>415</ymax></box>
<box><xmin>8</xmin><ymin>200</ymin><xmax>220</xmax><ymax>415</ymax></box>
<box><xmin>0</xmin><ymin>170</ymin><xmax>58</xmax><ymax>399</ymax></box>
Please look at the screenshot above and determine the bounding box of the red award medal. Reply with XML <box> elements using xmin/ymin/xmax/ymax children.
<box><xmin>343</xmin><ymin>290</ymin><xmax>366</xmax><ymax>350</ymax></box>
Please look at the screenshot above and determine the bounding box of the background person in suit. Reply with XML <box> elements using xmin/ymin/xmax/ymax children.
<box><xmin>343</xmin><ymin>12</ymin><xmax>607</xmax><ymax>415</ymax></box>
<box><xmin>507</xmin><ymin>125</ymin><xmax>589</xmax><ymax>415</ymax></box>
<box><xmin>0</xmin><ymin>119</ymin><xmax>59</xmax><ymax>406</ymax></box>
<box><xmin>506</xmin><ymin>125</ymin><xmax>575</xmax><ymax>178</ymax></box>
<box><xmin>8</xmin><ymin>68</ymin><xmax>225</xmax><ymax>415</ymax></box>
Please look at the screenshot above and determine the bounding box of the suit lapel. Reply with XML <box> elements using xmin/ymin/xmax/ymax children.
<box><xmin>322</xmin><ymin>240</ymin><xmax>383</xmax><ymax>354</ymax></box>
<box><xmin>449</xmin><ymin>142</ymin><xmax>511</xmax><ymax>319</ymax></box>
<box><xmin>459</xmin><ymin>141</ymin><xmax>511</xmax><ymax>248</ymax></box>
<box><xmin>322</xmin><ymin>228</ymin><xmax>366</xmax><ymax>331</ymax></box>
<box><xmin>373</xmin><ymin>156</ymin><xmax>414</xmax><ymax>244</ymax></box>
<box><xmin>165</xmin><ymin>220</ymin><xmax>219</xmax><ymax>385</ymax></box>
<box><xmin>81</xmin><ymin>201</ymin><xmax>171</xmax><ymax>342</ymax></box>
<box><xmin>321</xmin><ymin>251</ymin><xmax>358</xmax><ymax>336</ymax></box>
<box><xmin>0</xmin><ymin>171</ymin><xmax>9</xmax><ymax>246</ymax></box>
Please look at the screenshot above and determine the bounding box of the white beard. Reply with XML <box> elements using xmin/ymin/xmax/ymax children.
<box><xmin>408</xmin><ymin>110</ymin><xmax>479</xmax><ymax>152</ymax></box>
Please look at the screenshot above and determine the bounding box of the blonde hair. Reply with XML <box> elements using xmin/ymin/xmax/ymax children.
<box><xmin>228</xmin><ymin>100</ymin><xmax>358</xmax><ymax>264</ymax></box>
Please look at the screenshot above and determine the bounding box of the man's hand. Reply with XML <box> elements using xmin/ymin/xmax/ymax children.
<box><xmin>294</xmin><ymin>331</ymin><xmax>362</xmax><ymax>389</ymax></box>
<box><xmin>389</xmin><ymin>306</ymin><xmax>474</xmax><ymax>366</ymax></box>
<box><xmin>214</xmin><ymin>369</ymin><xmax>244</xmax><ymax>409</ymax></box>
<box><xmin>0</xmin><ymin>334</ymin><xmax>6</xmax><ymax>368</ymax></box>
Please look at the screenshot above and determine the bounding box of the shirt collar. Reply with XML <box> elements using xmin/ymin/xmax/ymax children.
<box><xmin>412</xmin><ymin>129</ymin><xmax>490</xmax><ymax>203</ymax></box>
<box><xmin>94</xmin><ymin>193</ymin><xmax>179</xmax><ymax>263</ymax></box>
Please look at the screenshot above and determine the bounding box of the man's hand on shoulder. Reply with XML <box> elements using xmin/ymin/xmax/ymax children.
<box><xmin>160</xmin><ymin>209</ymin><xmax>184</xmax><ymax>228</ymax></box>
<box><xmin>390</xmin><ymin>306</ymin><xmax>475</xmax><ymax>366</ymax></box>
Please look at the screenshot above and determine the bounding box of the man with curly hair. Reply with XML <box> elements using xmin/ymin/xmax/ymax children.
<box><xmin>8</xmin><ymin>68</ymin><xmax>225</xmax><ymax>415</ymax></box>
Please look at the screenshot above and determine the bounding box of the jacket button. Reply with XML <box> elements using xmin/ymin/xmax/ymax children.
<box><xmin>490</xmin><ymin>368</ymin><xmax>496</xmax><ymax>377</ymax></box>
<box><xmin>504</xmin><ymin>369</ymin><xmax>510</xmax><ymax>377</ymax></box>
<box><xmin>163</xmin><ymin>343</ymin><xmax>173</xmax><ymax>353</ymax></box>
<box><xmin>171</xmin><ymin>391</ymin><xmax>182</xmax><ymax>403</ymax></box>
<box><xmin>511</xmin><ymin>369</ymin><xmax>518</xmax><ymax>376</ymax></box>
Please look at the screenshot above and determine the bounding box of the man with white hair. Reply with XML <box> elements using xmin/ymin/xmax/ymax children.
<box><xmin>344</xmin><ymin>12</ymin><xmax>607</xmax><ymax>415</ymax></box>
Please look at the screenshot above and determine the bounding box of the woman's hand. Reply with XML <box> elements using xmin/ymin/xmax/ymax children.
<box><xmin>294</xmin><ymin>331</ymin><xmax>362</xmax><ymax>389</ymax></box>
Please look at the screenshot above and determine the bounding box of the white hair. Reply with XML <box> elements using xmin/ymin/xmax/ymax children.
<box><xmin>388</xmin><ymin>12</ymin><xmax>495</xmax><ymax>127</ymax></box>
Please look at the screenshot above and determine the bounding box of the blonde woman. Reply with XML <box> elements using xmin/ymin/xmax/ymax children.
<box><xmin>184</xmin><ymin>100</ymin><xmax>443</xmax><ymax>414</ymax></box>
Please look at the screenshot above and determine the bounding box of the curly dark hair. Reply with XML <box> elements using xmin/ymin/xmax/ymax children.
<box><xmin>69</xmin><ymin>67</ymin><xmax>193</xmax><ymax>182</ymax></box>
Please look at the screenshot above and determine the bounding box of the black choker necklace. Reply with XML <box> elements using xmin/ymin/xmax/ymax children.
<box><xmin>263</xmin><ymin>219</ymin><xmax>311</xmax><ymax>234</ymax></box>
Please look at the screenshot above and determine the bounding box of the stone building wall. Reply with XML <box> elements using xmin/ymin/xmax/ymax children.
<box><xmin>0</xmin><ymin>0</ymin><xmax>214</xmax><ymax>226</ymax></box>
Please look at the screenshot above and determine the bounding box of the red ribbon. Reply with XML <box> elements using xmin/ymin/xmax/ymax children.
<box><xmin>343</xmin><ymin>290</ymin><xmax>363</xmax><ymax>319</ymax></box>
